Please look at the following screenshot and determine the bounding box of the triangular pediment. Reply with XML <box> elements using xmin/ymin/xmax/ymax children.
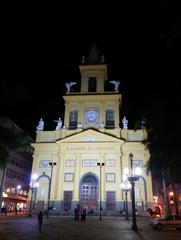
<box><xmin>57</xmin><ymin>129</ymin><xmax>124</xmax><ymax>144</ymax></box>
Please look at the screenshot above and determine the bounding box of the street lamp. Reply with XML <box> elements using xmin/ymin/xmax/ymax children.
<box><xmin>17</xmin><ymin>185</ymin><xmax>21</xmax><ymax>192</ymax></box>
<box><xmin>47</xmin><ymin>162</ymin><xmax>57</xmax><ymax>218</ymax></box>
<box><xmin>28</xmin><ymin>174</ymin><xmax>38</xmax><ymax>217</ymax></box>
<box><xmin>169</xmin><ymin>191</ymin><xmax>176</xmax><ymax>218</ymax></box>
<box><xmin>127</xmin><ymin>153</ymin><xmax>139</xmax><ymax>231</ymax></box>
<box><xmin>97</xmin><ymin>162</ymin><xmax>105</xmax><ymax>220</ymax></box>
<box><xmin>121</xmin><ymin>181</ymin><xmax>131</xmax><ymax>220</ymax></box>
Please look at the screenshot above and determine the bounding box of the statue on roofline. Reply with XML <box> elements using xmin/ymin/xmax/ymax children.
<box><xmin>122</xmin><ymin>116</ymin><xmax>128</xmax><ymax>129</ymax></box>
<box><xmin>54</xmin><ymin>117</ymin><xmax>62</xmax><ymax>130</ymax></box>
<box><xmin>65</xmin><ymin>82</ymin><xmax>77</xmax><ymax>93</ymax></box>
<box><xmin>109</xmin><ymin>80</ymin><xmax>120</xmax><ymax>92</ymax></box>
<box><xmin>36</xmin><ymin>118</ymin><xmax>44</xmax><ymax>131</ymax></box>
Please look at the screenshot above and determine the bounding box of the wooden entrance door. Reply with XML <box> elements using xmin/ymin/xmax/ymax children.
<box><xmin>80</xmin><ymin>175</ymin><xmax>98</xmax><ymax>210</ymax></box>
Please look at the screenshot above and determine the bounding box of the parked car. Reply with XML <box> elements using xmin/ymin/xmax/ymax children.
<box><xmin>149</xmin><ymin>215</ymin><xmax>181</xmax><ymax>230</ymax></box>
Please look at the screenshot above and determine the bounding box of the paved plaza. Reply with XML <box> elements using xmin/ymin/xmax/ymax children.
<box><xmin>0</xmin><ymin>214</ymin><xmax>181</xmax><ymax>240</ymax></box>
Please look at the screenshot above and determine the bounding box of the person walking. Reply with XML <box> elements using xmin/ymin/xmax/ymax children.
<box><xmin>74</xmin><ymin>207</ymin><xmax>78</xmax><ymax>221</ymax></box>
<box><xmin>82</xmin><ymin>208</ymin><xmax>86</xmax><ymax>221</ymax></box>
<box><xmin>74</xmin><ymin>207</ymin><xmax>80</xmax><ymax>221</ymax></box>
<box><xmin>4</xmin><ymin>206</ymin><xmax>7</xmax><ymax>216</ymax></box>
<box><xmin>15</xmin><ymin>206</ymin><xmax>18</xmax><ymax>215</ymax></box>
<box><xmin>38</xmin><ymin>211</ymin><xmax>43</xmax><ymax>231</ymax></box>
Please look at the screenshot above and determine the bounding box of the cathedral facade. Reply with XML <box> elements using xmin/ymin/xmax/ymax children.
<box><xmin>29</xmin><ymin>49</ymin><xmax>154</xmax><ymax>215</ymax></box>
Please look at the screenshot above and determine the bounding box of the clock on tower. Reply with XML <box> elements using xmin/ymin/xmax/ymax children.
<box><xmin>84</xmin><ymin>109</ymin><xmax>99</xmax><ymax>124</ymax></box>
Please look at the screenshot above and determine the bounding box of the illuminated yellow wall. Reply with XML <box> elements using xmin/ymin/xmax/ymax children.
<box><xmin>29</xmin><ymin>59</ymin><xmax>154</xmax><ymax>215</ymax></box>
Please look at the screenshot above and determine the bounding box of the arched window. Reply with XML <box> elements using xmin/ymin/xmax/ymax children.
<box><xmin>69</xmin><ymin>110</ymin><xmax>78</xmax><ymax>129</ymax></box>
<box><xmin>106</xmin><ymin>110</ymin><xmax>115</xmax><ymax>129</ymax></box>
<box><xmin>88</xmin><ymin>77</ymin><xmax>97</xmax><ymax>92</ymax></box>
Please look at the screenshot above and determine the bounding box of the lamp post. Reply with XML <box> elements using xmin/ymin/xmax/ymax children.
<box><xmin>28</xmin><ymin>174</ymin><xmax>38</xmax><ymax>217</ymax></box>
<box><xmin>97</xmin><ymin>162</ymin><xmax>105</xmax><ymax>220</ymax></box>
<box><xmin>121</xmin><ymin>181</ymin><xmax>131</xmax><ymax>220</ymax></box>
<box><xmin>47</xmin><ymin>162</ymin><xmax>57</xmax><ymax>218</ymax></box>
<box><xmin>128</xmin><ymin>153</ymin><xmax>139</xmax><ymax>231</ymax></box>
<box><xmin>169</xmin><ymin>191</ymin><xmax>176</xmax><ymax>219</ymax></box>
<box><xmin>17</xmin><ymin>185</ymin><xmax>21</xmax><ymax>192</ymax></box>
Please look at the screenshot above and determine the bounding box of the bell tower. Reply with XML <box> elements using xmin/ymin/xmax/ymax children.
<box><xmin>79</xmin><ymin>44</ymin><xmax>107</xmax><ymax>93</ymax></box>
<box><xmin>63</xmin><ymin>45</ymin><xmax>121</xmax><ymax>132</ymax></box>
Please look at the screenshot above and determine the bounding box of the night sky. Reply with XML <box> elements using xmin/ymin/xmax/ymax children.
<box><xmin>1</xmin><ymin>4</ymin><xmax>181</xmax><ymax>139</ymax></box>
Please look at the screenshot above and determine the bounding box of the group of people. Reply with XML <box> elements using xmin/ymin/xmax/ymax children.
<box><xmin>37</xmin><ymin>206</ymin><xmax>87</xmax><ymax>231</ymax></box>
<box><xmin>146</xmin><ymin>206</ymin><xmax>162</xmax><ymax>218</ymax></box>
<box><xmin>1</xmin><ymin>206</ymin><xmax>7</xmax><ymax>215</ymax></box>
<box><xmin>74</xmin><ymin>205</ymin><xmax>87</xmax><ymax>221</ymax></box>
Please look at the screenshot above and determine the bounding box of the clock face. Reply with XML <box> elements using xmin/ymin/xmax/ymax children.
<box><xmin>85</xmin><ymin>110</ymin><xmax>99</xmax><ymax>124</ymax></box>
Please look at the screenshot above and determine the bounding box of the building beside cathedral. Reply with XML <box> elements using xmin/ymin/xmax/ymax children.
<box><xmin>0</xmin><ymin>117</ymin><xmax>32</xmax><ymax>213</ymax></box>
<box><xmin>29</xmin><ymin>46</ymin><xmax>154</xmax><ymax>215</ymax></box>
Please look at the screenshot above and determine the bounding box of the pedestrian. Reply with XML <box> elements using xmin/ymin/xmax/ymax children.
<box><xmin>74</xmin><ymin>207</ymin><xmax>80</xmax><ymax>221</ymax></box>
<box><xmin>15</xmin><ymin>206</ymin><xmax>18</xmax><ymax>215</ymax></box>
<box><xmin>82</xmin><ymin>208</ymin><xmax>86</xmax><ymax>221</ymax></box>
<box><xmin>74</xmin><ymin>207</ymin><xmax>77</xmax><ymax>221</ymax></box>
<box><xmin>4</xmin><ymin>206</ymin><xmax>7</xmax><ymax>216</ymax></box>
<box><xmin>37</xmin><ymin>211</ymin><xmax>43</xmax><ymax>231</ymax></box>
<box><xmin>81</xmin><ymin>207</ymin><xmax>84</xmax><ymax>221</ymax></box>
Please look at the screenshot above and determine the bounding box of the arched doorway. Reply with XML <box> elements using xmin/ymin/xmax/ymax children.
<box><xmin>80</xmin><ymin>173</ymin><xmax>98</xmax><ymax>210</ymax></box>
<box><xmin>35</xmin><ymin>173</ymin><xmax>50</xmax><ymax>212</ymax></box>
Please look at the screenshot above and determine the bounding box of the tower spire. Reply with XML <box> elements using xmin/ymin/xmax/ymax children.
<box><xmin>87</xmin><ymin>44</ymin><xmax>100</xmax><ymax>64</ymax></box>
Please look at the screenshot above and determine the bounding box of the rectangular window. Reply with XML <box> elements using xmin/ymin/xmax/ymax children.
<box><xmin>106</xmin><ymin>110</ymin><xmax>114</xmax><ymax>121</ymax></box>
<box><xmin>82</xmin><ymin>160</ymin><xmax>97</xmax><ymax>167</ymax></box>
<box><xmin>63</xmin><ymin>191</ymin><xmax>72</xmax><ymax>210</ymax></box>
<box><xmin>106</xmin><ymin>191</ymin><xmax>116</xmax><ymax>210</ymax></box>
<box><xmin>106</xmin><ymin>110</ymin><xmax>115</xmax><ymax>129</ymax></box>
<box><xmin>70</xmin><ymin>111</ymin><xmax>78</xmax><ymax>122</ymax></box>
<box><xmin>64</xmin><ymin>173</ymin><xmax>74</xmax><ymax>182</ymax></box>
<box><xmin>65</xmin><ymin>160</ymin><xmax>75</xmax><ymax>167</ymax></box>
<box><xmin>106</xmin><ymin>159</ymin><xmax>115</xmax><ymax>167</ymax></box>
<box><xmin>69</xmin><ymin>110</ymin><xmax>78</xmax><ymax>129</ymax></box>
<box><xmin>88</xmin><ymin>77</ymin><xmax>97</xmax><ymax>92</ymax></box>
<box><xmin>106</xmin><ymin>173</ymin><xmax>116</xmax><ymax>182</ymax></box>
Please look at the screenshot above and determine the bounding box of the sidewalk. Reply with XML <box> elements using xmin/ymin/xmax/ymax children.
<box><xmin>0</xmin><ymin>211</ymin><xmax>26</xmax><ymax>217</ymax></box>
<box><xmin>0</xmin><ymin>215</ymin><xmax>180</xmax><ymax>240</ymax></box>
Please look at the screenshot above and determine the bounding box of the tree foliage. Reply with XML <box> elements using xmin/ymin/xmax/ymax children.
<box><xmin>0</xmin><ymin>125</ymin><xmax>34</xmax><ymax>168</ymax></box>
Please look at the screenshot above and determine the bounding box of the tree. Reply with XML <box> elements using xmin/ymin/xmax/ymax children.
<box><xmin>0</xmin><ymin>125</ymin><xmax>34</xmax><ymax>209</ymax></box>
<box><xmin>134</xmin><ymin>78</ymin><xmax>181</xmax><ymax>216</ymax></box>
<box><xmin>146</xmin><ymin>111</ymin><xmax>181</xmax><ymax>216</ymax></box>
<box><xmin>146</xmin><ymin>128</ymin><xmax>171</xmax><ymax>216</ymax></box>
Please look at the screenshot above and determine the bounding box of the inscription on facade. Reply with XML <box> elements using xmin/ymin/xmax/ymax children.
<box><xmin>65</xmin><ymin>146</ymin><xmax>115</xmax><ymax>151</ymax></box>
